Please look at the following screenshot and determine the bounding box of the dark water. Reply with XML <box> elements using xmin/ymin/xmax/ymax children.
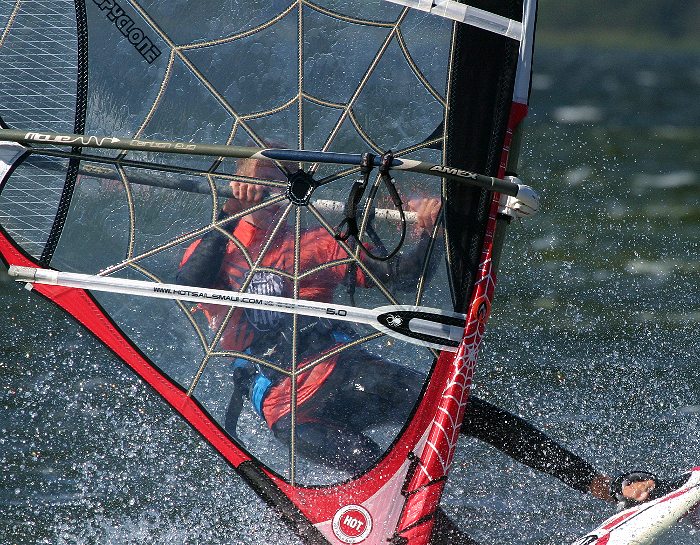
<box><xmin>1</xmin><ymin>47</ymin><xmax>699</xmax><ymax>544</ymax></box>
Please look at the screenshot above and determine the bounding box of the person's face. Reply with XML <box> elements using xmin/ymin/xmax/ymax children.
<box><xmin>239</xmin><ymin>160</ymin><xmax>284</xmax><ymax>183</ymax></box>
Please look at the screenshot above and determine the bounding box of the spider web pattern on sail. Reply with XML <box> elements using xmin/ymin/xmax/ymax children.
<box><xmin>1</xmin><ymin>0</ymin><xmax>459</xmax><ymax>486</ymax></box>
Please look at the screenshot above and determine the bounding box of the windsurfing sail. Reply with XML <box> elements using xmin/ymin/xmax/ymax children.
<box><xmin>0</xmin><ymin>0</ymin><xmax>538</xmax><ymax>543</ymax></box>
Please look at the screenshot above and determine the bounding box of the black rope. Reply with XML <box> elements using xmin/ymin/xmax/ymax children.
<box><xmin>40</xmin><ymin>0</ymin><xmax>89</xmax><ymax>266</ymax></box>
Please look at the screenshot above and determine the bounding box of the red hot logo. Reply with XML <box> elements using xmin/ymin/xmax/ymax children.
<box><xmin>332</xmin><ymin>505</ymin><xmax>372</xmax><ymax>543</ymax></box>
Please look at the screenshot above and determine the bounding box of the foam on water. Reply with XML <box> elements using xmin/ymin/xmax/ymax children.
<box><xmin>633</xmin><ymin>170</ymin><xmax>698</xmax><ymax>189</ymax></box>
<box><xmin>552</xmin><ymin>105</ymin><xmax>603</xmax><ymax>124</ymax></box>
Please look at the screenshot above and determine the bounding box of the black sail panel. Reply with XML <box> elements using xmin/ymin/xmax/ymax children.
<box><xmin>444</xmin><ymin>0</ymin><xmax>521</xmax><ymax>311</ymax></box>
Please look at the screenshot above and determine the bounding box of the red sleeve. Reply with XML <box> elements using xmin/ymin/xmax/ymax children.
<box><xmin>300</xmin><ymin>229</ymin><xmax>370</xmax><ymax>289</ymax></box>
<box><xmin>179</xmin><ymin>239</ymin><xmax>202</xmax><ymax>268</ymax></box>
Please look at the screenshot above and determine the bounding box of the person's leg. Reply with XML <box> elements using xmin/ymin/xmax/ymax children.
<box><xmin>267</xmin><ymin>351</ymin><xmax>425</xmax><ymax>472</ymax></box>
<box><xmin>461</xmin><ymin>397</ymin><xmax>599</xmax><ymax>493</ymax></box>
<box><xmin>271</xmin><ymin>415</ymin><xmax>381</xmax><ymax>474</ymax></box>
<box><xmin>319</xmin><ymin>352</ymin><xmax>425</xmax><ymax>430</ymax></box>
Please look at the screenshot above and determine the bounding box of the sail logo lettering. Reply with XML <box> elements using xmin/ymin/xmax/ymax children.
<box><xmin>429</xmin><ymin>165</ymin><xmax>478</xmax><ymax>179</ymax></box>
<box><xmin>342</xmin><ymin>515</ymin><xmax>364</xmax><ymax>531</ymax></box>
<box><xmin>332</xmin><ymin>505</ymin><xmax>372</xmax><ymax>544</ymax></box>
<box><xmin>93</xmin><ymin>0</ymin><xmax>161</xmax><ymax>64</ymax></box>
<box><xmin>129</xmin><ymin>138</ymin><xmax>197</xmax><ymax>151</ymax></box>
<box><xmin>23</xmin><ymin>132</ymin><xmax>121</xmax><ymax>147</ymax></box>
<box><xmin>151</xmin><ymin>286</ymin><xmax>298</xmax><ymax>310</ymax></box>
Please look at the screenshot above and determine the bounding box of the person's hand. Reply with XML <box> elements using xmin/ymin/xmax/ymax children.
<box><xmin>590</xmin><ymin>472</ymin><xmax>658</xmax><ymax>503</ymax></box>
<box><xmin>230</xmin><ymin>181</ymin><xmax>267</xmax><ymax>203</ymax></box>
<box><xmin>223</xmin><ymin>181</ymin><xmax>268</xmax><ymax>214</ymax></box>
<box><xmin>406</xmin><ymin>197</ymin><xmax>441</xmax><ymax>234</ymax></box>
<box><xmin>620</xmin><ymin>478</ymin><xmax>656</xmax><ymax>502</ymax></box>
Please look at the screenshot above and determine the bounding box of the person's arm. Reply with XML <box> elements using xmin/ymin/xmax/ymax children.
<box><xmin>176</xmin><ymin>209</ymin><xmax>232</xmax><ymax>288</ymax></box>
<box><xmin>177</xmin><ymin>181</ymin><xmax>267</xmax><ymax>288</ymax></box>
<box><xmin>462</xmin><ymin>396</ymin><xmax>606</xmax><ymax>497</ymax></box>
<box><xmin>361</xmin><ymin>197</ymin><xmax>443</xmax><ymax>290</ymax></box>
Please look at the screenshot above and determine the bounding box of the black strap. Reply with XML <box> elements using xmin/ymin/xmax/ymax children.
<box><xmin>334</xmin><ymin>151</ymin><xmax>407</xmax><ymax>262</ymax></box>
<box><xmin>610</xmin><ymin>470</ymin><xmax>692</xmax><ymax>506</ymax></box>
<box><xmin>610</xmin><ymin>471</ymin><xmax>658</xmax><ymax>505</ymax></box>
<box><xmin>334</xmin><ymin>152</ymin><xmax>374</xmax><ymax>243</ymax></box>
<box><xmin>368</xmin><ymin>151</ymin><xmax>406</xmax><ymax>261</ymax></box>
<box><xmin>336</xmin><ymin>153</ymin><xmax>374</xmax><ymax>304</ymax></box>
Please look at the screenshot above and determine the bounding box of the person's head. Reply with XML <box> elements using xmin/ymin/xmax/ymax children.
<box><xmin>236</xmin><ymin>137</ymin><xmax>292</xmax><ymax>184</ymax></box>
<box><xmin>235</xmin><ymin>158</ymin><xmax>285</xmax><ymax>183</ymax></box>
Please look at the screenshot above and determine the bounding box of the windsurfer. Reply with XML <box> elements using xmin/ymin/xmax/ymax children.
<box><xmin>176</xmin><ymin>159</ymin><xmax>655</xmax><ymax>530</ymax></box>
<box><xmin>177</xmin><ymin>158</ymin><xmax>442</xmax><ymax>472</ymax></box>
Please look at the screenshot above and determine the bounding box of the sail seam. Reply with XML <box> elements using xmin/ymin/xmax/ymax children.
<box><xmin>0</xmin><ymin>0</ymin><xmax>22</xmax><ymax>50</ymax></box>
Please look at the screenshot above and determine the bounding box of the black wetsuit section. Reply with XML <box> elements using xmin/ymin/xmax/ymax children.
<box><xmin>462</xmin><ymin>397</ymin><xmax>598</xmax><ymax>493</ymax></box>
<box><xmin>176</xmin><ymin>210</ymin><xmax>232</xmax><ymax>288</ymax></box>
<box><xmin>270</xmin><ymin>351</ymin><xmax>423</xmax><ymax>474</ymax></box>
